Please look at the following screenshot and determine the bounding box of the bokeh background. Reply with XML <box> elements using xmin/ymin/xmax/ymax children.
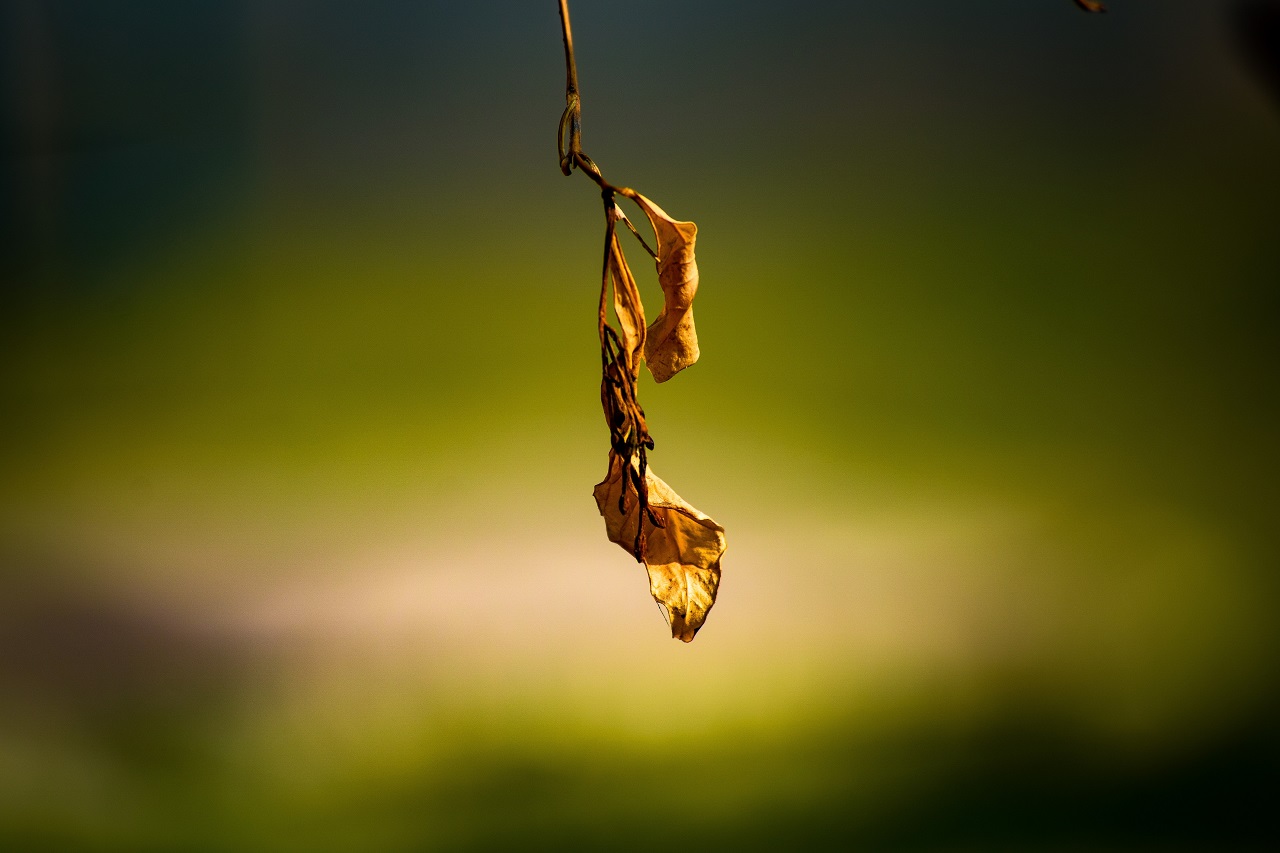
<box><xmin>2</xmin><ymin>1</ymin><xmax>1278</xmax><ymax>849</ymax></box>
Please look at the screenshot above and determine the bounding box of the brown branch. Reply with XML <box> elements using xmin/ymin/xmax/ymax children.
<box><xmin>556</xmin><ymin>1</ymin><xmax>640</xmax><ymax>202</ymax></box>
<box><xmin>559</xmin><ymin>0</ymin><xmax>578</xmax><ymax>98</ymax></box>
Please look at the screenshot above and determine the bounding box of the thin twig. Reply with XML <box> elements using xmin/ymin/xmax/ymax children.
<box><xmin>617</xmin><ymin>209</ymin><xmax>658</xmax><ymax>260</ymax></box>
<box><xmin>557</xmin><ymin>0</ymin><xmax>579</xmax><ymax>174</ymax></box>
<box><xmin>557</xmin><ymin>1</ymin><xmax>641</xmax><ymax>201</ymax></box>
<box><xmin>559</xmin><ymin>0</ymin><xmax>578</xmax><ymax>99</ymax></box>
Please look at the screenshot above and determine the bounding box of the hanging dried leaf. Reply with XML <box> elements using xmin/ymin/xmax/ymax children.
<box><xmin>606</xmin><ymin>205</ymin><xmax>646</xmax><ymax>375</ymax></box>
<box><xmin>597</xmin><ymin>207</ymin><xmax>658</xmax><ymax>561</ymax></box>
<box><xmin>632</xmin><ymin>193</ymin><xmax>701</xmax><ymax>384</ymax></box>
<box><xmin>594</xmin><ymin>452</ymin><xmax>726</xmax><ymax>642</ymax></box>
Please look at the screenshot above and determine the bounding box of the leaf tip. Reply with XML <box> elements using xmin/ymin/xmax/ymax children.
<box><xmin>667</xmin><ymin>610</ymin><xmax>701</xmax><ymax>643</ymax></box>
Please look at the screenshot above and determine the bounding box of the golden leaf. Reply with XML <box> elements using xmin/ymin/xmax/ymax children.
<box><xmin>594</xmin><ymin>451</ymin><xmax>726</xmax><ymax>642</ymax></box>
<box><xmin>632</xmin><ymin>193</ymin><xmax>701</xmax><ymax>384</ymax></box>
<box><xmin>606</xmin><ymin>205</ymin><xmax>646</xmax><ymax>376</ymax></box>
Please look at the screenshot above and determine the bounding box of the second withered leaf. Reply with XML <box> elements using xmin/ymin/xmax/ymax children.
<box><xmin>633</xmin><ymin>193</ymin><xmax>701</xmax><ymax>384</ymax></box>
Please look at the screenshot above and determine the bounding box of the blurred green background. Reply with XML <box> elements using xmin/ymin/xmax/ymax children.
<box><xmin>2</xmin><ymin>1</ymin><xmax>1278</xmax><ymax>849</ymax></box>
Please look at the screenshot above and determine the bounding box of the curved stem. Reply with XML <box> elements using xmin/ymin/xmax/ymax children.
<box><xmin>557</xmin><ymin>0</ymin><xmax>580</xmax><ymax>175</ymax></box>
<box><xmin>559</xmin><ymin>0</ymin><xmax>578</xmax><ymax>100</ymax></box>
<box><xmin>557</xmin><ymin>1</ymin><xmax>641</xmax><ymax>205</ymax></box>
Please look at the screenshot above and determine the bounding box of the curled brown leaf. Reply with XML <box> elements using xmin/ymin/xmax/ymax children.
<box><xmin>632</xmin><ymin>194</ymin><xmax>701</xmax><ymax>384</ymax></box>
<box><xmin>597</xmin><ymin>205</ymin><xmax>657</xmax><ymax>560</ymax></box>
<box><xmin>594</xmin><ymin>452</ymin><xmax>725</xmax><ymax>642</ymax></box>
<box><xmin>605</xmin><ymin>205</ymin><xmax>646</xmax><ymax>376</ymax></box>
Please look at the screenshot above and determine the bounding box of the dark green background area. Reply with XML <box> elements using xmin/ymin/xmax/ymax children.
<box><xmin>2</xmin><ymin>2</ymin><xmax>1278</xmax><ymax>850</ymax></box>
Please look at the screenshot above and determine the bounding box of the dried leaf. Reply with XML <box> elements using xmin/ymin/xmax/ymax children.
<box><xmin>597</xmin><ymin>208</ymin><xmax>657</xmax><ymax>560</ymax></box>
<box><xmin>594</xmin><ymin>451</ymin><xmax>726</xmax><ymax>642</ymax></box>
<box><xmin>633</xmin><ymin>194</ymin><xmax>700</xmax><ymax>384</ymax></box>
<box><xmin>1074</xmin><ymin>0</ymin><xmax>1107</xmax><ymax>12</ymax></box>
<box><xmin>607</xmin><ymin>206</ymin><xmax>646</xmax><ymax>376</ymax></box>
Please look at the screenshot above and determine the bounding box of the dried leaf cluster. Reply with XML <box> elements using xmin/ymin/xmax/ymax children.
<box><xmin>591</xmin><ymin>197</ymin><xmax>724</xmax><ymax>642</ymax></box>
<box><xmin>557</xmin><ymin>1</ymin><xmax>725</xmax><ymax>642</ymax></box>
